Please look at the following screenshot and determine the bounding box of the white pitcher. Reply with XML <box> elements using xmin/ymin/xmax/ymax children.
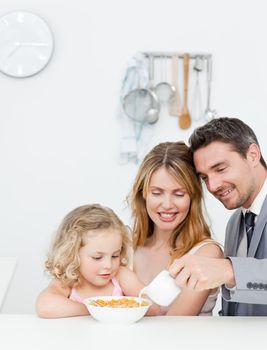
<box><xmin>140</xmin><ymin>270</ymin><xmax>181</xmax><ymax>307</ymax></box>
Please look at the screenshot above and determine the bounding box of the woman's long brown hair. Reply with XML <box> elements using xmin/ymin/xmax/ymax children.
<box><xmin>129</xmin><ymin>141</ymin><xmax>211</xmax><ymax>261</ymax></box>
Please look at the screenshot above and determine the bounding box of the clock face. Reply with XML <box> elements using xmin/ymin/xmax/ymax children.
<box><xmin>0</xmin><ymin>11</ymin><xmax>54</xmax><ymax>78</ymax></box>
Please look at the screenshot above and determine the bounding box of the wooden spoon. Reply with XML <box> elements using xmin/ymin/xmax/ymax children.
<box><xmin>179</xmin><ymin>53</ymin><xmax>191</xmax><ymax>129</ymax></box>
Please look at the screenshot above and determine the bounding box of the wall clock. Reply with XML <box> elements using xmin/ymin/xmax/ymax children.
<box><xmin>0</xmin><ymin>10</ymin><xmax>54</xmax><ymax>78</ymax></box>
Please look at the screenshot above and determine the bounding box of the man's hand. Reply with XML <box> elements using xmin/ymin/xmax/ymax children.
<box><xmin>169</xmin><ymin>255</ymin><xmax>236</xmax><ymax>291</ymax></box>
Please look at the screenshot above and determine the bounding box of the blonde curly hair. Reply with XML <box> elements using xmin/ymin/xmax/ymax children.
<box><xmin>45</xmin><ymin>204</ymin><xmax>130</xmax><ymax>287</ymax></box>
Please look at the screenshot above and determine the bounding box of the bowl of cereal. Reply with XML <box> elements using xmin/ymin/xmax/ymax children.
<box><xmin>83</xmin><ymin>296</ymin><xmax>151</xmax><ymax>323</ymax></box>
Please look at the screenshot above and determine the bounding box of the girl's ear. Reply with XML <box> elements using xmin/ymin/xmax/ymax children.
<box><xmin>247</xmin><ymin>143</ymin><xmax>261</xmax><ymax>166</ymax></box>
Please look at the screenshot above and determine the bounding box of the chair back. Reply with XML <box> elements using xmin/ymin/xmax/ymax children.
<box><xmin>0</xmin><ymin>257</ymin><xmax>17</xmax><ymax>311</ymax></box>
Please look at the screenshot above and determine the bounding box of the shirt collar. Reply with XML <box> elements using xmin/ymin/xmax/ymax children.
<box><xmin>242</xmin><ymin>177</ymin><xmax>267</xmax><ymax>216</ymax></box>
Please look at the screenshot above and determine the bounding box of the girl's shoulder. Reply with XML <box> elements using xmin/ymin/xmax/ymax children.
<box><xmin>48</xmin><ymin>278</ymin><xmax>72</xmax><ymax>297</ymax></box>
<box><xmin>189</xmin><ymin>239</ymin><xmax>223</xmax><ymax>258</ymax></box>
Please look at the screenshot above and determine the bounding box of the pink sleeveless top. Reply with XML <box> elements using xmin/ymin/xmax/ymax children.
<box><xmin>69</xmin><ymin>277</ymin><xmax>123</xmax><ymax>303</ymax></box>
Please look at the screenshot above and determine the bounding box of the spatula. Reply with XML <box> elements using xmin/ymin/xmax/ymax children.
<box><xmin>179</xmin><ymin>53</ymin><xmax>191</xmax><ymax>129</ymax></box>
<box><xmin>169</xmin><ymin>54</ymin><xmax>181</xmax><ymax>117</ymax></box>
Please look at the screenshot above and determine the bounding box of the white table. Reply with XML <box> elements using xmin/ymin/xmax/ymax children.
<box><xmin>0</xmin><ymin>314</ymin><xmax>266</xmax><ymax>350</ymax></box>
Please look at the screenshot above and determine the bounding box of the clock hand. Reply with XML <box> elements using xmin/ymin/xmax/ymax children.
<box><xmin>15</xmin><ymin>43</ymin><xmax>50</xmax><ymax>47</ymax></box>
<box><xmin>8</xmin><ymin>42</ymin><xmax>50</xmax><ymax>58</ymax></box>
<box><xmin>8</xmin><ymin>42</ymin><xmax>21</xmax><ymax>58</ymax></box>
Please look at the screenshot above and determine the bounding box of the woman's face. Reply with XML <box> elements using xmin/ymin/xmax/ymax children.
<box><xmin>145</xmin><ymin>167</ymin><xmax>191</xmax><ymax>234</ymax></box>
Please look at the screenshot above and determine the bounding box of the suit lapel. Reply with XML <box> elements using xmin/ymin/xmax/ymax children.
<box><xmin>222</xmin><ymin>211</ymin><xmax>242</xmax><ymax>316</ymax></box>
<box><xmin>248</xmin><ymin>195</ymin><xmax>267</xmax><ymax>257</ymax></box>
<box><xmin>226</xmin><ymin>209</ymin><xmax>243</xmax><ymax>256</ymax></box>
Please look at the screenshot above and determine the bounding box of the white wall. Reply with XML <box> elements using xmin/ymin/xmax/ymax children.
<box><xmin>1</xmin><ymin>0</ymin><xmax>267</xmax><ymax>314</ymax></box>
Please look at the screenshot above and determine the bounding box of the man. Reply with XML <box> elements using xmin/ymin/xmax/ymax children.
<box><xmin>169</xmin><ymin>117</ymin><xmax>267</xmax><ymax>316</ymax></box>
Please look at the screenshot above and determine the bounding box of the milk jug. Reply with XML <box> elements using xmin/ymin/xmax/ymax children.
<box><xmin>140</xmin><ymin>270</ymin><xmax>181</xmax><ymax>306</ymax></box>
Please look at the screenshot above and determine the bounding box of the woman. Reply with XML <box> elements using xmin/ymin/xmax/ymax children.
<box><xmin>128</xmin><ymin>141</ymin><xmax>223</xmax><ymax>315</ymax></box>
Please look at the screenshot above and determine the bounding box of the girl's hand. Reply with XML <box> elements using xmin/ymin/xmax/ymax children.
<box><xmin>142</xmin><ymin>294</ymin><xmax>164</xmax><ymax>316</ymax></box>
<box><xmin>146</xmin><ymin>302</ymin><xmax>165</xmax><ymax>316</ymax></box>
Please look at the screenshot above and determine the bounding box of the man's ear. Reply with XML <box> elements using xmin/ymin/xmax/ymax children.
<box><xmin>247</xmin><ymin>143</ymin><xmax>261</xmax><ymax>166</ymax></box>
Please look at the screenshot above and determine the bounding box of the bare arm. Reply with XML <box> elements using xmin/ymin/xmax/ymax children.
<box><xmin>167</xmin><ymin>243</ymin><xmax>224</xmax><ymax>315</ymax></box>
<box><xmin>35</xmin><ymin>278</ymin><xmax>89</xmax><ymax>318</ymax></box>
<box><xmin>117</xmin><ymin>266</ymin><xmax>163</xmax><ymax>316</ymax></box>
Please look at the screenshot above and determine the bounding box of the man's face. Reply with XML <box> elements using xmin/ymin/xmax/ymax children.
<box><xmin>193</xmin><ymin>141</ymin><xmax>257</xmax><ymax>209</ymax></box>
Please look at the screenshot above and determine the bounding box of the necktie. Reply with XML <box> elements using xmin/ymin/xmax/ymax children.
<box><xmin>244</xmin><ymin>211</ymin><xmax>256</xmax><ymax>251</ymax></box>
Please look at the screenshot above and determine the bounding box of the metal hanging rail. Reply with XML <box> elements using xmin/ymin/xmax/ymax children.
<box><xmin>142</xmin><ymin>51</ymin><xmax>211</xmax><ymax>60</ymax></box>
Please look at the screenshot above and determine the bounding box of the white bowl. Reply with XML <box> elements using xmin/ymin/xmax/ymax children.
<box><xmin>83</xmin><ymin>296</ymin><xmax>151</xmax><ymax>324</ymax></box>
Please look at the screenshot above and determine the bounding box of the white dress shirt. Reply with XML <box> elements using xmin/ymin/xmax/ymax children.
<box><xmin>237</xmin><ymin>178</ymin><xmax>267</xmax><ymax>257</ymax></box>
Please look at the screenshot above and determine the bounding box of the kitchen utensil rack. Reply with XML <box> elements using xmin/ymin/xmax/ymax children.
<box><xmin>142</xmin><ymin>52</ymin><xmax>211</xmax><ymax>60</ymax></box>
<box><xmin>118</xmin><ymin>51</ymin><xmax>216</xmax><ymax>164</ymax></box>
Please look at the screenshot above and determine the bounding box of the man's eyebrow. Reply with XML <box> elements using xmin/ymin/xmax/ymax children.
<box><xmin>197</xmin><ymin>161</ymin><xmax>227</xmax><ymax>177</ymax></box>
<box><xmin>210</xmin><ymin>161</ymin><xmax>227</xmax><ymax>170</ymax></box>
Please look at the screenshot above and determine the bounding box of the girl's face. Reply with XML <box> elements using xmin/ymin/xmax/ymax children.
<box><xmin>145</xmin><ymin>167</ymin><xmax>191</xmax><ymax>234</ymax></box>
<box><xmin>78</xmin><ymin>229</ymin><xmax>122</xmax><ymax>287</ymax></box>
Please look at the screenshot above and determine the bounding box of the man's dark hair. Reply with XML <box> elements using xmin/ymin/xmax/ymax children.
<box><xmin>188</xmin><ymin>117</ymin><xmax>267</xmax><ymax>169</ymax></box>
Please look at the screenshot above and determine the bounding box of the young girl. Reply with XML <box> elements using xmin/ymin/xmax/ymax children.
<box><xmin>36</xmin><ymin>204</ymin><xmax>159</xmax><ymax>318</ymax></box>
<box><xmin>129</xmin><ymin>141</ymin><xmax>224</xmax><ymax>315</ymax></box>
